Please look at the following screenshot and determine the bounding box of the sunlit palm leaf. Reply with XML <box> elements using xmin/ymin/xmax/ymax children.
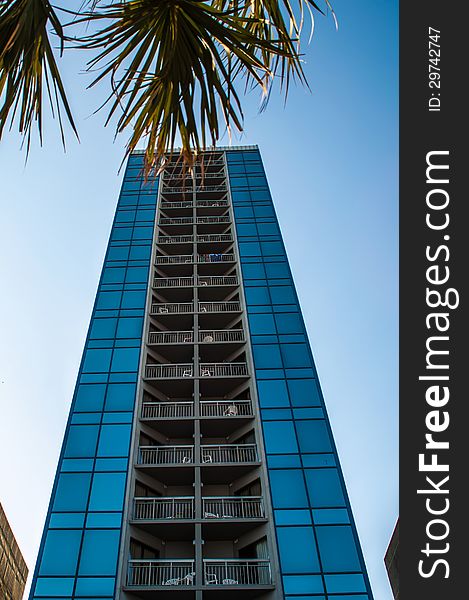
<box><xmin>0</xmin><ymin>0</ymin><xmax>77</xmax><ymax>150</ymax></box>
<box><xmin>72</xmin><ymin>0</ymin><xmax>301</xmax><ymax>172</ymax></box>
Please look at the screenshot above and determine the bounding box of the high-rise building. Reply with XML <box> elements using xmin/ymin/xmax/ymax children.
<box><xmin>1</xmin><ymin>502</ymin><xmax>28</xmax><ymax>600</ymax></box>
<box><xmin>29</xmin><ymin>146</ymin><xmax>373</xmax><ymax>600</ymax></box>
<box><xmin>385</xmin><ymin>519</ymin><xmax>399</xmax><ymax>600</ymax></box>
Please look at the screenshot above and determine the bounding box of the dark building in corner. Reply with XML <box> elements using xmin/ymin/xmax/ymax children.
<box><xmin>385</xmin><ymin>519</ymin><xmax>399</xmax><ymax>600</ymax></box>
<box><xmin>0</xmin><ymin>502</ymin><xmax>28</xmax><ymax>600</ymax></box>
<box><xmin>29</xmin><ymin>146</ymin><xmax>374</xmax><ymax>599</ymax></box>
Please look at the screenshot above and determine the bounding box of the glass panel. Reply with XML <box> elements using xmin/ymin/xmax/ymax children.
<box><xmin>39</xmin><ymin>530</ymin><xmax>82</xmax><ymax>575</ymax></box>
<box><xmin>287</xmin><ymin>379</ymin><xmax>321</xmax><ymax>407</ymax></box>
<box><xmin>316</xmin><ymin>526</ymin><xmax>361</xmax><ymax>572</ymax></box>
<box><xmin>263</xmin><ymin>421</ymin><xmax>298</xmax><ymax>454</ymax></box>
<box><xmin>78</xmin><ymin>530</ymin><xmax>120</xmax><ymax>576</ymax></box>
<box><xmin>82</xmin><ymin>349</ymin><xmax>112</xmax><ymax>373</ymax></box>
<box><xmin>305</xmin><ymin>469</ymin><xmax>346</xmax><ymax>508</ymax></box>
<box><xmin>97</xmin><ymin>424</ymin><xmax>132</xmax><ymax>457</ymax></box>
<box><xmin>256</xmin><ymin>379</ymin><xmax>290</xmax><ymax>408</ymax></box>
<box><xmin>277</xmin><ymin>527</ymin><xmax>320</xmax><ymax>573</ymax></box>
<box><xmin>88</xmin><ymin>473</ymin><xmax>126</xmax><ymax>511</ymax></box>
<box><xmin>296</xmin><ymin>420</ymin><xmax>332</xmax><ymax>453</ymax></box>
<box><xmin>53</xmin><ymin>473</ymin><xmax>92</xmax><ymax>512</ymax></box>
<box><xmin>64</xmin><ymin>426</ymin><xmax>99</xmax><ymax>458</ymax></box>
<box><xmin>110</xmin><ymin>348</ymin><xmax>140</xmax><ymax>372</ymax></box>
<box><xmin>74</xmin><ymin>385</ymin><xmax>106</xmax><ymax>412</ymax></box>
<box><xmin>269</xmin><ymin>470</ymin><xmax>308</xmax><ymax>508</ymax></box>
<box><xmin>282</xmin><ymin>575</ymin><xmax>324</xmax><ymax>595</ymax></box>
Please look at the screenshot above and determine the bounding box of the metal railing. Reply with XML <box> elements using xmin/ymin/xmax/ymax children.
<box><xmin>200</xmin><ymin>444</ymin><xmax>258</xmax><ymax>464</ymax></box>
<box><xmin>141</xmin><ymin>401</ymin><xmax>194</xmax><ymax>419</ymax></box>
<box><xmin>145</xmin><ymin>364</ymin><xmax>193</xmax><ymax>379</ymax></box>
<box><xmin>196</xmin><ymin>216</ymin><xmax>230</xmax><ymax>224</ymax></box>
<box><xmin>198</xmin><ymin>276</ymin><xmax>238</xmax><ymax>287</ymax></box>
<box><xmin>134</xmin><ymin>497</ymin><xmax>194</xmax><ymax>520</ymax></box>
<box><xmin>198</xmin><ymin>330</ymin><xmax>244</xmax><ymax>343</ymax></box>
<box><xmin>203</xmin><ymin>559</ymin><xmax>272</xmax><ymax>586</ymax></box>
<box><xmin>159</xmin><ymin>217</ymin><xmax>194</xmax><ymax>225</ymax></box>
<box><xmin>198</xmin><ymin>301</ymin><xmax>241</xmax><ymax>313</ymax></box>
<box><xmin>150</xmin><ymin>302</ymin><xmax>194</xmax><ymax>315</ymax></box>
<box><xmin>202</xmin><ymin>496</ymin><xmax>264</xmax><ymax>519</ymax></box>
<box><xmin>127</xmin><ymin>559</ymin><xmax>195</xmax><ymax>587</ymax></box>
<box><xmin>162</xmin><ymin>184</ymin><xmax>227</xmax><ymax>194</ymax></box>
<box><xmin>148</xmin><ymin>331</ymin><xmax>193</xmax><ymax>344</ymax></box>
<box><xmin>155</xmin><ymin>255</ymin><xmax>193</xmax><ymax>265</ymax></box>
<box><xmin>158</xmin><ymin>235</ymin><xmax>193</xmax><ymax>244</ymax></box>
<box><xmin>200</xmin><ymin>399</ymin><xmax>252</xmax><ymax>417</ymax></box>
<box><xmin>137</xmin><ymin>445</ymin><xmax>194</xmax><ymax>465</ymax></box>
<box><xmin>152</xmin><ymin>276</ymin><xmax>194</xmax><ymax>288</ymax></box>
<box><xmin>197</xmin><ymin>253</ymin><xmax>235</xmax><ymax>263</ymax></box>
<box><xmin>199</xmin><ymin>363</ymin><xmax>249</xmax><ymax>377</ymax></box>
<box><xmin>197</xmin><ymin>199</ymin><xmax>229</xmax><ymax>207</ymax></box>
<box><xmin>160</xmin><ymin>201</ymin><xmax>193</xmax><ymax>209</ymax></box>
<box><xmin>196</xmin><ymin>234</ymin><xmax>232</xmax><ymax>243</ymax></box>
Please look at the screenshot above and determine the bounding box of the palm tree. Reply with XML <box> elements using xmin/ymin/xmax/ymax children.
<box><xmin>0</xmin><ymin>0</ymin><xmax>334</xmax><ymax>173</ymax></box>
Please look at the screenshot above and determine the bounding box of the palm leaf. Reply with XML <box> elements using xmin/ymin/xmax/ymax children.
<box><xmin>70</xmin><ymin>0</ymin><xmax>304</xmax><ymax>173</ymax></box>
<box><xmin>0</xmin><ymin>0</ymin><xmax>77</xmax><ymax>151</ymax></box>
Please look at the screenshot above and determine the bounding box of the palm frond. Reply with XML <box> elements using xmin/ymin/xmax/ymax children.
<box><xmin>0</xmin><ymin>0</ymin><xmax>77</xmax><ymax>151</ymax></box>
<box><xmin>71</xmin><ymin>0</ymin><xmax>302</xmax><ymax>173</ymax></box>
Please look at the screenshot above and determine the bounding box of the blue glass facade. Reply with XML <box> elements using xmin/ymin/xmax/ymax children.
<box><xmin>227</xmin><ymin>148</ymin><xmax>373</xmax><ymax>599</ymax></box>
<box><xmin>29</xmin><ymin>157</ymin><xmax>158</xmax><ymax>600</ymax></box>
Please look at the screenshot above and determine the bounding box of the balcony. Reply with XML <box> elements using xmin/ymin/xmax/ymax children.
<box><xmin>138</xmin><ymin>445</ymin><xmax>194</xmax><ymax>466</ymax></box>
<box><xmin>198</xmin><ymin>301</ymin><xmax>241</xmax><ymax>313</ymax></box>
<box><xmin>134</xmin><ymin>497</ymin><xmax>195</xmax><ymax>521</ymax></box>
<box><xmin>145</xmin><ymin>363</ymin><xmax>193</xmax><ymax>379</ymax></box>
<box><xmin>203</xmin><ymin>559</ymin><xmax>273</xmax><ymax>587</ymax></box>
<box><xmin>200</xmin><ymin>444</ymin><xmax>260</xmax><ymax>484</ymax></box>
<box><xmin>148</xmin><ymin>331</ymin><xmax>193</xmax><ymax>345</ymax></box>
<box><xmin>196</xmin><ymin>216</ymin><xmax>230</xmax><ymax>224</ymax></box>
<box><xmin>199</xmin><ymin>363</ymin><xmax>249</xmax><ymax>378</ymax></box>
<box><xmin>141</xmin><ymin>401</ymin><xmax>194</xmax><ymax>419</ymax></box>
<box><xmin>152</xmin><ymin>276</ymin><xmax>194</xmax><ymax>288</ymax></box>
<box><xmin>140</xmin><ymin>401</ymin><xmax>194</xmax><ymax>436</ymax></box>
<box><xmin>197</xmin><ymin>199</ymin><xmax>229</xmax><ymax>207</ymax></box>
<box><xmin>198</xmin><ymin>276</ymin><xmax>238</xmax><ymax>287</ymax></box>
<box><xmin>196</xmin><ymin>233</ymin><xmax>232</xmax><ymax>244</ymax></box>
<box><xmin>198</xmin><ymin>330</ymin><xmax>244</xmax><ymax>344</ymax></box>
<box><xmin>155</xmin><ymin>255</ymin><xmax>194</xmax><ymax>265</ymax></box>
<box><xmin>160</xmin><ymin>200</ymin><xmax>193</xmax><ymax>209</ymax></box>
<box><xmin>197</xmin><ymin>253</ymin><xmax>235</xmax><ymax>264</ymax></box>
<box><xmin>159</xmin><ymin>217</ymin><xmax>194</xmax><ymax>226</ymax></box>
<box><xmin>201</xmin><ymin>444</ymin><xmax>258</xmax><ymax>465</ymax></box>
<box><xmin>200</xmin><ymin>399</ymin><xmax>252</xmax><ymax>417</ymax></box>
<box><xmin>127</xmin><ymin>559</ymin><xmax>195</xmax><ymax>588</ymax></box>
<box><xmin>158</xmin><ymin>234</ymin><xmax>193</xmax><ymax>244</ymax></box>
<box><xmin>150</xmin><ymin>302</ymin><xmax>194</xmax><ymax>315</ymax></box>
<box><xmin>202</xmin><ymin>496</ymin><xmax>264</xmax><ymax>520</ymax></box>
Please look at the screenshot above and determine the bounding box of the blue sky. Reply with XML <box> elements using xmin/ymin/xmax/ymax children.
<box><xmin>0</xmin><ymin>1</ymin><xmax>397</xmax><ymax>598</ymax></box>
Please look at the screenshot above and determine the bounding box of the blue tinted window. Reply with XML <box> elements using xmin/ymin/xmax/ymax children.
<box><xmin>277</xmin><ymin>527</ymin><xmax>320</xmax><ymax>573</ymax></box>
<box><xmin>75</xmin><ymin>577</ymin><xmax>116</xmax><ymax>596</ymax></box>
<box><xmin>90</xmin><ymin>318</ymin><xmax>117</xmax><ymax>340</ymax></box>
<box><xmin>111</xmin><ymin>348</ymin><xmax>140</xmax><ymax>372</ymax></box>
<box><xmin>116</xmin><ymin>317</ymin><xmax>143</xmax><ymax>338</ymax></box>
<box><xmin>312</xmin><ymin>508</ymin><xmax>350</xmax><ymax>525</ymax></box>
<box><xmin>270</xmin><ymin>470</ymin><xmax>308</xmax><ymax>508</ymax></box>
<box><xmin>82</xmin><ymin>349</ymin><xmax>112</xmax><ymax>373</ymax></box>
<box><xmin>252</xmin><ymin>345</ymin><xmax>282</xmax><ymax>369</ymax></box>
<box><xmin>129</xmin><ymin>245</ymin><xmax>152</xmax><ymax>260</ymax></box>
<box><xmin>287</xmin><ymin>379</ymin><xmax>321</xmax><ymax>407</ymax></box>
<box><xmin>264</xmin><ymin>262</ymin><xmax>290</xmax><ymax>278</ymax></box>
<box><xmin>88</xmin><ymin>472</ymin><xmax>126</xmax><ymax>511</ymax></box>
<box><xmin>234</xmin><ymin>206</ymin><xmax>254</xmax><ymax>219</ymax></box>
<box><xmin>111</xmin><ymin>228</ymin><xmax>132</xmax><ymax>242</ymax></box>
<box><xmin>64</xmin><ymin>426</ymin><xmax>99</xmax><ymax>458</ymax></box>
<box><xmin>74</xmin><ymin>385</ymin><xmax>106</xmax><ymax>412</ymax></box>
<box><xmin>296</xmin><ymin>420</ymin><xmax>332</xmax><ymax>453</ymax></box>
<box><xmin>256</xmin><ymin>379</ymin><xmax>290</xmax><ymax>408</ymax></box>
<box><xmin>34</xmin><ymin>577</ymin><xmax>75</xmax><ymax>596</ymax></box>
<box><xmin>97</xmin><ymin>424</ymin><xmax>132</xmax><ymax>457</ymax></box>
<box><xmin>282</xmin><ymin>575</ymin><xmax>324</xmax><ymax>595</ymax></box>
<box><xmin>132</xmin><ymin>226</ymin><xmax>153</xmax><ymax>240</ymax></box>
<box><xmin>305</xmin><ymin>469</ymin><xmax>346</xmax><ymax>507</ymax></box>
<box><xmin>245</xmin><ymin>287</ymin><xmax>270</xmax><ymax>305</ymax></box>
<box><xmin>53</xmin><ymin>473</ymin><xmax>91</xmax><ymax>512</ymax></box>
<box><xmin>274</xmin><ymin>509</ymin><xmax>312</xmax><ymax>525</ymax></box>
<box><xmin>121</xmin><ymin>290</ymin><xmax>146</xmax><ymax>309</ymax></box>
<box><xmin>254</xmin><ymin>204</ymin><xmax>275</xmax><ymax>217</ymax></box>
<box><xmin>96</xmin><ymin>291</ymin><xmax>122</xmax><ymax>310</ymax></box>
<box><xmin>261</xmin><ymin>241</ymin><xmax>283</xmax><ymax>256</ymax></box>
<box><xmin>125</xmin><ymin>266</ymin><xmax>148</xmax><ymax>283</ymax></box>
<box><xmin>78</xmin><ymin>530</ymin><xmax>120</xmax><ymax>576</ymax></box>
<box><xmin>249</xmin><ymin>313</ymin><xmax>276</xmax><ymax>335</ymax></box>
<box><xmin>324</xmin><ymin>574</ymin><xmax>366</xmax><ymax>594</ymax></box>
<box><xmin>102</xmin><ymin>267</ymin><xmax>126</xmax><ymax>284</ymax></box>
<box><xmin>316</xmin><ymin>526</ymin><xmax>361</xmax><ymax>572</ymax></box>
<box><xmin>239</xmin><ymin>242</ymin><xmax>261</xmax><ymax>257</ymax></box>
<box><xmin>270</xmin><ymin>286</ymin><xmax>296</xmax><ymax>304</ymax></box>
<box><xmin>263</xmin><ymin>421</ymin><xmax>298</xmax><ymax>454</ymax></box>
<box><xmin>39</xmin><ymin>530</ymin><xmax>82</xmax><ymax>575</ymax></box>
<box><xmin>105</xmin><ymin>383</ymin><xmax>136</xmax><ymax>411</ymax></box>
<box><xmin>281</xmin><ymin>344</ymin><xmax>311</xmax><ymax>368</ymax></box>
<box><xmin>237</xmin><ymin>223</ymin><xmax>258</xmax><ymax>237</ymax></box>
<box><xmin>107</xmin><ymin>246</ymin><xmax>130</xmax><ymax>260</ymax></box>
<box><xmin>275</xmin><ymin>313</ymin><xmax>303</xmax><ymax>334</ymax></box>
<box><xmin>241</xmin><ymin>263</ymin><xmax>265</xmax><ymax>279</ymax></box>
